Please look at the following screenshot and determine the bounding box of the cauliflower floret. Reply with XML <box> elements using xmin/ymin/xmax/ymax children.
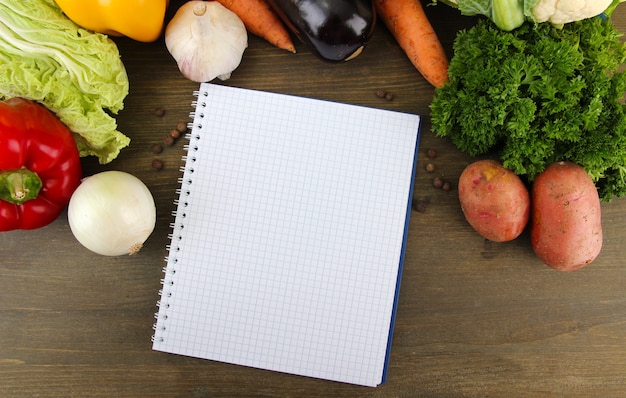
<box><xmin>532</xmin><ymin>0</ymin><xmax>613</xmax><ymax>24</ymax></box>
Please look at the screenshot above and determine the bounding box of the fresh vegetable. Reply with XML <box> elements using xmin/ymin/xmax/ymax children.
<box><xmin>0</xmin><ymin>98</ymin><xmax>82</xmax><ymax>232</ymax></box>
<box><xmin>430</xmin><ymin>17</ymin><xmax>626</xmax><ymax>201</ymax></box>
<box><xmin>532</xmin><ymin>0</ymin><xmax>615</xmax><ymax>25</ymax></box>
<box><xmin>491</xmin><ymin>0</ymin><xmax>525</xmax><ymax>31</ymax></box>
<box><xmin>458</xmin><ymin>160</ymin><xmax>530</xmax><ymax>242</ymax></box>
<box><xmin>436</xmin><ymin>0</ymin><xmax>617</xmax><ymax>31</ymax></box>
<box><xmin>67</xmin><ymin>171</ymin><xmax>156</xmax><ymax>256</ymax></box>
<box><xmin>0</xmin><ymin>0</ymin><xmax>130</xmax><ymax>164</ymax></box>
<box><xmin>216</xmin><ymin>0</ymin><xmax>296</xmax><ymax>53</ymax></box>
<box><xmin>373</xmin><ymin>0</ymin><xmax>449</xmax><ymax>87</ymax></box>
<box><xmin>267</xmin><ymin>0</ymin><xmax>376</xmax><ymax>62</ymax></box>
<box><xmin>54</xmin><ymin>0</ymin><xmax>169</xmax><ymax>42</ymax></box>
<box><xmin>165</xmin><ymin>1</ymin><xmax>248</xmax><ymax>82</ymax></box>
<box><xmin>530</xmin><ymin>161</ymin><xmax>602</xmax><ymax>271</ymax></box>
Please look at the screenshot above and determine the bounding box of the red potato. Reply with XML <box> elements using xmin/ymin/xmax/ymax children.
<box><xmin>458</xmin><ymin>160</ymin><xmax>530</xmax><ymax>242</ymax></box>
<box><xmin>531</xmin><ymin>161</ymin><xmax>603</xmax><ymax>271</ymax></box>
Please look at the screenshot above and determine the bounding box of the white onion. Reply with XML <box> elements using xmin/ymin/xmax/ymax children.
<box><xmin>68</xmin><ymin>171</ymin><xmax>156</xmax><ymax>256</ymax></box>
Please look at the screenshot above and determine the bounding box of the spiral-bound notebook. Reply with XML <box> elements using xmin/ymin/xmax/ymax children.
<box><xmin>152</xmin><ymin>83</ymin><xmax>421</xmax><ymax>387</ymax></box>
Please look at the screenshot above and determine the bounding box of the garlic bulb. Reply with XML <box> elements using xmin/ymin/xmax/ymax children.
<box><xmin>67</xmin><ymin>171</ymin><xmax>156</xmax><ymax>256</ymax></box>
<box><xmin>165</xmin><ymin>1</ymin><xmax>248</xmax><ymax>82</ymax></box>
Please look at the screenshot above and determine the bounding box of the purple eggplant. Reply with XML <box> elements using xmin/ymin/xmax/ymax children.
<box><xmin>267</xmin><ymin>0</ymin><xmax>376</xmax><ymax>62</ymax></box>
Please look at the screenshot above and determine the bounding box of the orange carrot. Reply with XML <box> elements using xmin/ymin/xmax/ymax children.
<box><xmin>373</xmin><ymin>0</ymin><xmax>449</xmax><ymax>88</ymax></box>
<box><xmin>215</xmin><ymin>0</ymin><xmax>296</xmax><ymax>53</ymax></box>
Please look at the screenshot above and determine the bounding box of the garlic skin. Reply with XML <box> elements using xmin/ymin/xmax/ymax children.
<box><xmin>165</xmin><ymin>1</ymin><xmax>248</xmax><ymax>83</ymax></box>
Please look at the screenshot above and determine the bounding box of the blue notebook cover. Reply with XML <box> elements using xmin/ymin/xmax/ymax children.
<box><xmin>153</xmin><ymin>83</ymin><xmax>421</xmax><ymax>387</ymax></box>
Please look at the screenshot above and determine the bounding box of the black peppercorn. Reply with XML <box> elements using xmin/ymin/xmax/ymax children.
<box><xmin>432</xmin><ymin>176</ymin><xmax>444</xmax><ymax>188</ymax></box>
<box><xmin>170</xmin><ymin>128</ymin><xmax>182</xmax><ymax>139</ymax></box>
<box><xmin>412</xmin><ymin>199</ymin><xmax>428</xmax><ymax>213</ymax></box>
<box><xmin>176</xmin><ymin>121</ymin><xmax>188</xmax><ymax>133</ymax></box>
<box><xmin>163</xmin><ymin>135</ymin><xmax>175</xmax><ymax>146</ymax></box>
<box><xmin>152</xmin><ymin>158</ymin><xmax>164</xmax><ymax>170</ymax></box>
<box><xmin>151</xmin><ymin>143</ymin><xmax>163</xmax><ymax>154</ymax></box>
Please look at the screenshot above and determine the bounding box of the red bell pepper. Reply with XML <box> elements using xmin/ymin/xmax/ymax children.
<box><xmin>0</xmin><ymin>98</ymin><xmax>82</xmax><ymax>231</ymax></box>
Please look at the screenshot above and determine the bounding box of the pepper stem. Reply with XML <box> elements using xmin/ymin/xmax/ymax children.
<box><xmin>0</xmin><ymin>168</ymin><xmax>43</xmax><ymax>204</ymax></box>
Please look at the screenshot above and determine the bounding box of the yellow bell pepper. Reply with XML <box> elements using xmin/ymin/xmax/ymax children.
<box><xmin>54</xmin><ymin>0</ymin><xmax>170</xmax><ymax>42</ymax></box>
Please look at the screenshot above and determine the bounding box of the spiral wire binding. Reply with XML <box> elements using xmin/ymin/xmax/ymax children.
<box><xmin>151</xmin><ymin>89</ymin><xmax>206</xmax><ymax>344</ymax></box>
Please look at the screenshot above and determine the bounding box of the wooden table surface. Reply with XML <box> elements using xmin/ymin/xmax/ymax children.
<box><xmin>3</xmin><ymin>2</ymin><xmax>626</xmax><ymax>397</ymax></box>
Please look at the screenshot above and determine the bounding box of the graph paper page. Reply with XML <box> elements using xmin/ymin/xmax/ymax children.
<box><xmin>153</xmin><ymin>83</ymin><xmax>421</xmax><ymax>387</ymax></box>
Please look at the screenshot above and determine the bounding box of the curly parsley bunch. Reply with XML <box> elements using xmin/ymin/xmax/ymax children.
<box><xmin>431</xmin><ymin>17</ymin><xmax>626</xmax><ymax>201</ymax></box>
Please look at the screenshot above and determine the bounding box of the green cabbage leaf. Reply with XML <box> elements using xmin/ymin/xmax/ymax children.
<box><xmin>0</xmin><ymin>0</ymin><xmax>130</xmax><ymax>164</ymax></box>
